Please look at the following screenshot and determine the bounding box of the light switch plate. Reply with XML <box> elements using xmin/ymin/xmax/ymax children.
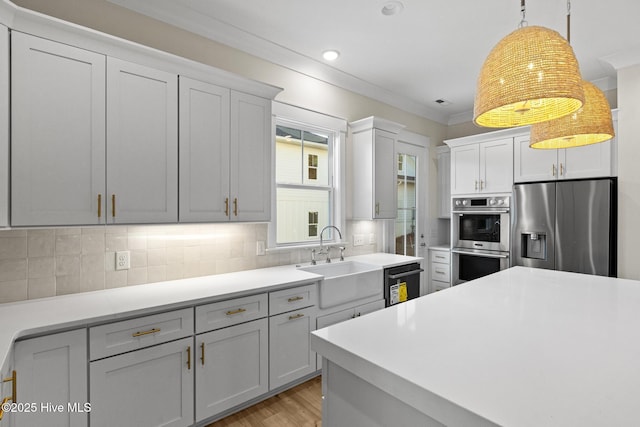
<box><xmin>353</xmin><ymin>234</ymin><xmax>365</xmax><ymax>246</ymax></box>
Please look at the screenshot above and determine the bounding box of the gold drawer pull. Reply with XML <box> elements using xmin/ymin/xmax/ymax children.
<box><xmin>112</xmin><ymin>194</ymin><xmax>116</xmax><ymax>217</ymax></box>
<box><xmin>288</xmin><ymin>313</ymin><xmax>304</xmax><ymax>320</ymax></box>
<box><xmin>224</xmin><ymin>197</ymin><xmax>229</xmax><ymax>217</ymax></box>
<box><xmin>287</xmin><ymin>296</ymin><xmax>304</xmax><ymax>303</ymax></box>
<box><xmin>98</xmin><ymin>194</ymin><xmax>102</xmax><ymax>218</ymax></box>
<box><xmin>233</xmin><ymin>198</ymin><xmax>238</xmax><ymax>216</ymax></box>
<box><xmin>1</xmin><ymin>370</ymin><xmax>16</xmax><ymax>416</ymax></box>
<box><xmin>186</xmin><ymin>346</ymin><xmax>191</xmax><ymax>370</ymax></box>
<box><xmin>226</xmin><ymin>308</ymin><xmax>247</xmax><ymax>316</ymax></box>
<box><xmin>132</xmin><ymin>328</ymin><xmax>161</xmax><ymax>337</ymax></box>
<box><xmin>200</xmin><ymin>342</ymin><xmax>205</xmax><ymax>366</ymax></box>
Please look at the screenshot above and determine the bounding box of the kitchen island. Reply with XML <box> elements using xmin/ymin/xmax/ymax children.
<box><xmin>311</xmin><ymin>266</ymin><xmax>640</xmax><ymax>427</ymax></box>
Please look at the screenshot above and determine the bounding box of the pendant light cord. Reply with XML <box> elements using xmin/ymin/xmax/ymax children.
<box><xmin>519</xmin><ymin>0</ymin><xmax>528</xmax><ymax>28</ymax></box>
<box><xmin>566</xmin><ymin>0</ymin><xmax>571</xmax><ymax>43</ymax></box>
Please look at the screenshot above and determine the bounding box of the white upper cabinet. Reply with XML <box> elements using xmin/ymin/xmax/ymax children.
<box><xmin>229</xmin><ymin>91</ymin><xmax>272</xmax><ymax>222</ymax></box>
<box><xmin>350</xmin><ymin>117</ymin><xmax>405</xmax><ymax>220</ymax></box>
<box><xmin>11</xmin><ymin>32</ymin><xmax>106</xmax><ymax>226</ymax></box>
<box><xmin>514</xmin><ymin>119</ymin><xmax>616</xmax><ymax>183</ymax></box>
<box><xmin>106</xmin><ymin>57</ymin><xmax>178</xmax><ymax>224</ymax></box>
<box><xmin>449</xmin><ymin>137</ymin><xmax>514</xmax><ymax>195</ymax></box>
<box><xmin>179</xmin><ymin>83</ymin><xmax>271</xmax><ymax>222</ymax></box>
<box><xmin>179</xmin><ymin>77</ymin><xmax>230</xmax><ymax>222</ymax></box>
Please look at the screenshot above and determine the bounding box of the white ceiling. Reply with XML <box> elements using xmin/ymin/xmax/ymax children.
<box><xmin>108</xmin><ymin>0</ymin><xmax>640</xmax><ymax>125</ymax></box>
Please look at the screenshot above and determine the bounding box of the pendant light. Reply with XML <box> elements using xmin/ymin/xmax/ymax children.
<box><xmin>529</xmin><ymin>1</ymin><xmax>614</xmax><ymax>149</ymax></box>
<box><xmin>474</xmin><ymin>0</ymin><xmax>584</xmax><ymax>128</ymax></box>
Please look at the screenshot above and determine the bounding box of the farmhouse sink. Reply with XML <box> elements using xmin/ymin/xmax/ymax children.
<box><xmin>299</xmin><ymin>261</ymin><xmax>383</xmax><ymax>309</ymax></box>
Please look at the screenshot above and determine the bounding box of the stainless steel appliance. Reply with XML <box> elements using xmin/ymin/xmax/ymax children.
<box><xmin>383</xmin><ymin>263</ymin><xmax>423</xmax><ymax>306</ymax></box>
<box><xmin>451</xmin><ymin>196</ymin><xmax>511</xmax><ymax>285</ymax></box>
<box><xmin>512</xmin><ymin>178</ymin><xmax>617</xmax><ymax>277</ymax></box>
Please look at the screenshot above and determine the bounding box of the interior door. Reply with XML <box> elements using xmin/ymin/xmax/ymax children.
<box><xmin>393</xmin><ymin>137</ymin><xmax>428</xmax><ymax>292</ymax></box>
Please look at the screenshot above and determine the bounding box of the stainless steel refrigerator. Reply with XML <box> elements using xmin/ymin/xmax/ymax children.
<box><xmin>512</xmin><ymin>178</ymin><xmax>617</xmax><ymax>277</ymax></box>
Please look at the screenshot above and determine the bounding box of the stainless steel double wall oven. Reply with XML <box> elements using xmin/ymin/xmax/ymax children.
<box><xmin>451</xmin><ymin>196</ymin><xmax>510</xmax><ymax>285</ymax></box>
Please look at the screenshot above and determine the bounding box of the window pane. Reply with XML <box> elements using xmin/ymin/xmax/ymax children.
<box><xmin>276</xmin><ymin>187</ymin><xmax>330</xmax><ymax>244</ymax></box>
<box><xmin>275</xmin><ymin>125</ymin><xmax>303</xmax><ymax>184</ymax></box>
<box><xmin>396</xmin><ymin>153</ymin><xmax>417</xmax><ymax>256</ymax></box>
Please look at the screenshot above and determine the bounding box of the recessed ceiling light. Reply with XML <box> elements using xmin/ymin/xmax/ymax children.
<box><xmin>381</xmin><ymin>1</ymin><xmax>404</xmax><ymax>16</ymax></box>
<box><xmin>434</xmin><ymin>99</ymin><xmax>452</xmax><ymax>106</ymax></box>
<box><xmin>322</xmin><ymin>50</ymin><xmax>340</xmax><ymax>61</ymax></box>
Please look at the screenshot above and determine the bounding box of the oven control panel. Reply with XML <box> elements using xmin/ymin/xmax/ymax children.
<box><xmin>453</xmin><ymin>196</ymin><xmax>510</xmax><ymax>209</ymax></box>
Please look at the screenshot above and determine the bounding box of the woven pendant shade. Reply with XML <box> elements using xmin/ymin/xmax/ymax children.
<box><xmin>530</xmin><ymin>81</ymin><xmax>614</xmax><ymax>149</ymax></box>
<box><xmin>474</xmin><ymin>25</ymin><xmax>584</xmax><ymax>128</ymax></box>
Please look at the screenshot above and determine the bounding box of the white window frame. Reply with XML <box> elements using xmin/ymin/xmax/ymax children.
<box><xmin>269</xmin><ymin>102</ymin><xmax>346</xmax><ymax>249</ymax></box>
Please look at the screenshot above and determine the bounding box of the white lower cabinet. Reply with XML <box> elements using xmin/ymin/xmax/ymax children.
<box><xmin>195</xmin><ymin>318</ymin><xmax>268</xmax><ymax>422</ymax></box>
<box><xmin>89</xmin><ymin>337</ymin><xmax>194</xmax><ymax>427</ymax></box>
<box><xmin>429</xmin><ymin>248</ymin><xmax>451</xmax><ymax>292</ymax></box>
<box><xmin>269</xmin><ymin>306</ymin><xmax>316</xmax><ymax>390</ymax></box>
<box><xmin>13</xmin><ymin>329</ymin><xmax>88</xmax><ymax>427</ymax></box>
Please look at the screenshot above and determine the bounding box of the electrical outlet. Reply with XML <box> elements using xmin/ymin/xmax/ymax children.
<box><xmin>256</xmin><ymin>240</ymin><xmax>266</xmax><ymax>256</ymax></box>
<box><xmin>115</xmin><ymin>251</ymin><xmax>130</xmax><ymax>270</ymax></box>
<box><xmin>353</xmin><ymin>234</ymin><xmax>365</xmax><ymax>246</ymax></box>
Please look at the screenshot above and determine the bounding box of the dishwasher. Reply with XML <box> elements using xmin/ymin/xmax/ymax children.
<box><xmin>383</xmin><ymin>263</ymin><xmax>423</xmax><ymax>306</ymax></box>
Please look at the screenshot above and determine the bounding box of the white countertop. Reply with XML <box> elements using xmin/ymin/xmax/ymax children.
<box><xmin>428</xmin><ymin>244</ymin><xmax>450</xmax><ymax>251</ymax></box>
<box><xmin>0</xmin><ymin>252</ymin><xmax>420</xmax><ymax>371</ymax></box>
<box><xmin>311</xmin><ymin>266</ymin><xmax>640</xmax><ymax>427</ymax></box>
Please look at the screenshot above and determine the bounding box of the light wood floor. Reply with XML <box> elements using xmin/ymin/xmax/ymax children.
<box><xmin>206</xmin><ymin>376</ymin><xmax>322</xmax><ymax>427</ymax></box>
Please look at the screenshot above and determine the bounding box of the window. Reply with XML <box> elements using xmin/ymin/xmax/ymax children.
<box><xmin>271</xmin><ymin>103</ymin><xmax>346</xmax><ymax>248</ymax></box>
<box><xmin>308</xmin><ymin>211</ymin><xmax>319</xmax><ymax>237</ymax></box>
<box><xmin>308</xmin><ymin>154</ymin><xmax>318</xmax><ymax>180</ymax></box>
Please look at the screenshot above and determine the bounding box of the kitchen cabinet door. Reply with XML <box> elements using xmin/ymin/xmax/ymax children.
<box><xmin>479</xmin><ymin>137</ymin><xmax>513</xmax><ymax>193</ymax></box>
<box><xmin>560</xmin><ymin>139</ymin><xmax>613</xmax><ymax>180</ymax></box>
<box><xmin>229</xmin><ymin>91</ymin><xmax>272</xmax><ymax>221</ymax></box>
<box><xmin>269</xmin><ymin>306</ymin><xmax>316</xmax><ymax>390</ymax></box>
<box><xmin>179</xmin><ymin>77</ymin><xmax>230</xmax><ymax>222</ymax></box>
<box><xmin>450</xmin><ymin>144</ymin><xmax>479</xmax><ymax>195</ymax></box>
<box><xmin>14</xmin><ymin>329</ymin><xmax>88</xmax><ymax>427</ymax></box>
<box><xmin>436</xmin><ymin>146</ymin><xmax>451</xmax><ymax>218</ymax></box>
<box><xmin>90</xmin><ymin>337</ymin><xmax>194</xmax><ymax>427</ymax></box>
<box><xmin>11</xmin><ymin>32</ymin><xmax>106</xmax><ymax>226</ymax></box>
<box><xmin>106</xmin><ymin>57</ymin><xmax>178</xmax><ymax>224</ymax></box>
<box><xmin>350</xmin><ymin>119</ymin><xmax>403</xmax><ymax>219</ymax></box>
<box><xmin>195</xmin><ymin>318</ymin><xmax>268</xmax><ymax>421</ymax></box>
<box><xmin>0</xmin><ymin>25</ymin><xmax>8</xmax><ymax>227</ymax></box>
<box><xmin>514</xmin><ymin>135</ymin><xmax>558</xmax><ymax>183</ymax></box>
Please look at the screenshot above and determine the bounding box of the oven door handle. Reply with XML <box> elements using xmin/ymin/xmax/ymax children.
<box><xmin>387</xmin><ymin>269</ymin><xmax>424</xmax><ymax>280</ymax></box>
<box><xmin>451</xmin><ymin>209</ymin><xmax>509</xmax><ymax>215</ymax></box>
<box><xmin>451</xmin><ymin>249</ymin><xmax>509</xmax><ymax>259</ymax></box>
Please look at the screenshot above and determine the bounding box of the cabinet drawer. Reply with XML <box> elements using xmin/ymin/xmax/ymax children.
<box><xmin>431</xmin><ymin>262</ymin><xmax>450</xmax><ymax>283</ymax></box>
<box><xmin>269</xmin><ymin>283</ymin><xmax>317</xmax><ymax>315</ymax></box>
<box><xmin>431</xmin><ymin>280</ymin><xmax>450</xmax><ymax>292</ymax></box>
<box><xmin>90</xmin><ymin>307</ymin><xmax>194</xmax><ymax>360</ymax></box>
<box><xmin>430</xmin><ymin>250</ymin><xmax>450</xmax><ymax>265</ymax></box>
<box><xmin>196</xmin><ymin>293</ymin><xmax>268</xmax><ymax>334</ymax></box>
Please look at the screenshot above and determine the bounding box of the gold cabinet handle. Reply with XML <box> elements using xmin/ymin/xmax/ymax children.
<box><xmin>560</xmin><ymin>163</ymin><xmax>564</xmax><ymax>176</ymax></box>
<box><xmin>233</xmin><ymin>198</ymin><xmax>238</xmax><ymax>216</ymax></box>
<box><xmin>287</xmin><ymin>296</ymin><xmax>304</xmax><ymax>303</ymax></box>
<box><xmin>186</xmin><ymin>346</ymin><xmax>191</xmax><ymax>370</ymax></box>
<box><xmin>375</xmin><ymin>202</ymin><xmax>380</xmax><ymax>215</ymax></box>
<box><xmin>288</xmin><ymin>313</ymin><xmax>304</xmax><ymax>320</ymax></box>
<box><xmin>132</xmin><ymin>328</ymin><xmax>161</xmax><ymax>337</ymax></box>
<box><xmin>224</xmin><ymin>197</ymin><xmax>229</xmax><ymax>217</ymax></box>
<box><xmin>480</xmin><ymin>180</ymin><xmax>484</xmax><ymax>190</ymax></box>
<box><xmin>0</xmin><ymin>396</ymin><xmax>11</xmax><ymax>420</ymax></box>
<box><xmin>552</xmin><ymin>164</ymin><xmax>557</xmax><ymax>177</ymax></box>
<box><xmin>111</xmin><ymin>194</ymin><xmax>116</xmax><ymax>217</ymax></box>
<box><xmin>98</xmin><ymin>194</ymin><xmax>102</xmax><ymax>218</ymax></box>
<box><xmin>200</xmin><ymin>342</ymin><xmax>205</xmax><ymax>366</ymax></box>
<box><xmin>226</xmin><ymin>308</ymin><xmax>246</xmax><ymax>316</ymax></box>
<box><xmin>474</xmin><ymin>180</ymin><xmax>478</xmax><ymax>190</ymax></box>
<box><xmin>1</xmin><ymin>370</ymin><xmax>16</xmax><ymax>410</ymax></box>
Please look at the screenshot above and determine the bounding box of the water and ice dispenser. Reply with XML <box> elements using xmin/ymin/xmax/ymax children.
<box><xmin>520</xmin><ymin>232</ymin><xmax>547</xmax><ymax>261</ymax></box>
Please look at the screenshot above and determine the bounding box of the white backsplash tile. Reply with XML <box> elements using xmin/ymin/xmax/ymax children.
<box><xmin>0</xmin><ymin>221</ymin><xmax>376</xmax><ymax>302</ymax></box>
